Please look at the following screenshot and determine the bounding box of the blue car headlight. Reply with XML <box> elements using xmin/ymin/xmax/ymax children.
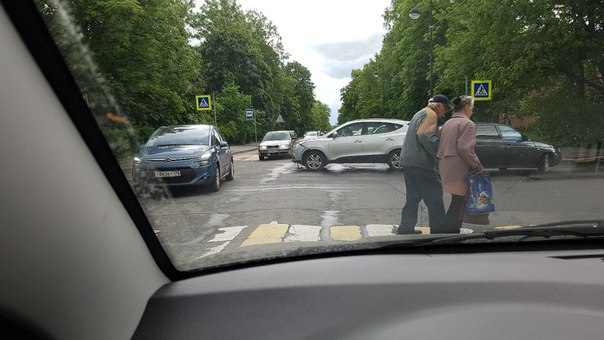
<box><xmin>193</xmin><ymin>151</ymin><xmax>213</xmax><ymax>167</ymax></box>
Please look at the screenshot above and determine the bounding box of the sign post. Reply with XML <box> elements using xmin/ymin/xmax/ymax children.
<box><xmin>212</xmin><ymin>94</ymin><xmax>217</xmax><ymax>127</ymax></box>
<box><xmin>245</xmin><ymin>108</ymin><xmax>257</xmax><ymax>148</ymax></box>
<box><xmin>196</xmin><ymin>94</ymin><xmax>216</xmax><ymax>126</ymax></box>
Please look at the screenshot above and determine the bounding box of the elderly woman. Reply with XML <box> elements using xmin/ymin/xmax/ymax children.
<box><xmin>436</xmin><ymin>95</ymin><xmax>484</xmax><ymax>232</ymax></box>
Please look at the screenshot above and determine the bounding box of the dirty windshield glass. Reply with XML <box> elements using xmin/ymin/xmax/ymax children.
<box><xmin>35</xmin><ymin>0</ymin><xmax>604</xmax><ymax>271</ymax></box>
<box><xmin>146</xmin><ymin>126</ymin><xmax>211</xmax><ymax>147</ymax></box>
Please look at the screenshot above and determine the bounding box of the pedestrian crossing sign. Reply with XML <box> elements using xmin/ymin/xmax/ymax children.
<box><xmin>196</xmin><ymin>95</ymin><xmax>212</xmax><ymax>111</ymax></box>
<box><xmin>471</xmin><ymin>80</ymin><xmax>492</xmax><ymax>101</ymax></box>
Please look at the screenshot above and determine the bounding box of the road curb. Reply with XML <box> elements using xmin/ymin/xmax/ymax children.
<box><xmin>232</xmin><ymin>147</ymin><xmax>256</xmax><ymax>155</ymax></box>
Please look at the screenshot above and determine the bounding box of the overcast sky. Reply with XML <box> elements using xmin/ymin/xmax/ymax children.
<box><xmin>203</xmin><ymin>0</ymin><xmax>392</xmax><ymax>125</ymax></box>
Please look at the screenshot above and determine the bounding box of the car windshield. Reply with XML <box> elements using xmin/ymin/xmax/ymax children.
<box><xmin>145</xmin><ymin>126</ymin><xmax>211</xmax><ymax>147</ymax></box>
<box><xmin>33</xmin><ymin>0</ymin><xmax>604</xmax><ymax>273</ymax></box>
<box><xmin>263</xmin><ymin>132</ymin><xmax>290</xmax><ymax>141</ymax></box>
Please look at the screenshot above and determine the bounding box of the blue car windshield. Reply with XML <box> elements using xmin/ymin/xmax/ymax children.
<box><xmin>146</xmin><ymin>127</ymin><xmax>211</xmax><ymax>147</ymax></box>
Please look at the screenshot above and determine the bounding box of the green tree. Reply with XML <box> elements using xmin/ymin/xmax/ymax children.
<box><xmin>436</xmin><ymin>0</ymin><xmax>604</xmax><ymax>144</ymax></box>
<box><xmin>310</xmin><ymin>101</ymin><xmax>332</xmax><ymax>132</ymax></box>
<box><xmin>195</xmin><ymin>0</ymin><xmax>275</xmax><ymax>114</ymax></box>
<box><xmin>213</xmin><ymin>83</ymin><xmax>254</xmax><ymax>144</ymax></box>
<box><xmin>194</xmin><ymin>0</ymin><xmax>318</xmax><ymax>139</ymax></box>
<box><xmin>342</xmin><ymin>0</ymin><xmax>604</xmax><ymax>145</ymax></box>
<box><xmin>281</xmin><ymin>61</ymin><xmax>315</xmax><ymax>134</ymax></box>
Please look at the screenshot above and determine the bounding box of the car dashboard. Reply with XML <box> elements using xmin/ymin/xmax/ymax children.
<box><xmin>133</xmin><ymin>249</ymin><xmax>604</xmax><ymax>340</ymax></box>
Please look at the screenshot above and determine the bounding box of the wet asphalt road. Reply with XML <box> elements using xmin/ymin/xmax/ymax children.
<box><xmin>128</xmin><ymin>149</ymin><xmax>603</xmax><ymax>256</ymax></box>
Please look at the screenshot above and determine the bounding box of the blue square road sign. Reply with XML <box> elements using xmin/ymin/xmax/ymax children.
<box><xmin>471</xmin><ymin>80</ymin><xmax>492</xmax><ymax>101</ymax></box>
<box><xmin>196</xmin><ymin>95</ymin><xmax>212</xmax><ymax>111</ymax></box>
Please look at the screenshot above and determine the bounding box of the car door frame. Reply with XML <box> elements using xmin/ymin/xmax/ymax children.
<box><xmin>211</xmin><ymin>127</ymin><xmax>229</xmax><ymax>177</ymax></box>
<box><xmin>475</xmin><ymin>123</ymin><xmax>510</xmax><ymax>168</ymax></box>
<box><xmin>495</xmin><ymin>124</ymin><xmax>542</xmax><ymax>168</ymax></box>
<box><xmin>362</xmin><ymin>122</ymin><xmax>401</xmax><ymax>161</ymax></box>
<box><xmin>328</xmin><ymin>122</ymin><xmax>365</xmax><ymax>161</ymax></box>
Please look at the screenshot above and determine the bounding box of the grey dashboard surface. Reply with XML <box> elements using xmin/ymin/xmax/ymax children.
<box><xmin>133</xmin><ymin>251</ymin><xmax>604</xmax><ymax>339</ymax></box>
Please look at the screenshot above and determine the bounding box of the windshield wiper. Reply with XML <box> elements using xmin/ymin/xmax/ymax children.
<box><xmin>155</xmin><ymin>143</ymin><xmax>199</xmax><ymax>146</ymax></box>
<box><xmin>417</xmin><ymin>219</ymin><xmax>604</xmax><ymax>245</ymax></box>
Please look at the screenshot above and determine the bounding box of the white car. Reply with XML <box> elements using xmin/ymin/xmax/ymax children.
<box><xmin>303</xmin><ymin>130</ymin><xmax>321</xmax><ymax>140</ymax></box>
<box><xmin>292</xmin><ymin>119</ymin><xmax>409</xmax><ymax>170</ymax></box>
<box><xmin>258</xmin><ymin>130</ymin><xmax>296</xmax><ymax>160</ymax></box>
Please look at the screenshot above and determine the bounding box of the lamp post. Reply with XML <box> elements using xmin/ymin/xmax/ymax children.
<box><xmin>373</xmin><ymin>68</ymin><xmax>385</xmax><ymax>114</ymax></box>
<box><xmin>409</xmin><ymin>0</ymin><xmax>433</xmax><ymax>98</ymax></box>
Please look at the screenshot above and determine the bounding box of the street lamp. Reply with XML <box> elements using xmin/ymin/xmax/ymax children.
<box><xmin>373</xmin><ymin>68</ymin><xmax>385</xmax><ymax>114</ymax></box>
<box><xmin>409</xmin><ymin>0</ymin><xmax>433</xmax><ymax>97</ymax></box>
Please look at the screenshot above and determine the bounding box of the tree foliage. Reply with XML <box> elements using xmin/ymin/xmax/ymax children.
<box><xmin>340</xmin><ymin>0</ymin><xmax>604</xmax><ymax>145</ymax></box>
<box><xmin>35</xmin><ymin>0</ymin><xmax>327</xmax><ymax>148</ymax></box>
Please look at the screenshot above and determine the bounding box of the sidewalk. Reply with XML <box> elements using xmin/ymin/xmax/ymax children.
<box><xmin>230</xmin><ymin>143</ymin><xmax>257</xmax><ymax>155</ymax></box>
<box><xmin>559</xmin><ymin>146</ymin><xmax>604</xmax><ymax>164</ymax></box>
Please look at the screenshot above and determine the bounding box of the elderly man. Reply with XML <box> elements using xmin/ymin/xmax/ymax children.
<box><xmin>397</xmin><ymin>94</ymin><xmax>450</xmax><ymax>234</ymax></box>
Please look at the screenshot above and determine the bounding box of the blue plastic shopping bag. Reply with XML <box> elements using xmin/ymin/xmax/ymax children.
<box><xmin>466</xmin><ymin>172</ymin><xmax>495</xmax><ymax>215</ymax></box>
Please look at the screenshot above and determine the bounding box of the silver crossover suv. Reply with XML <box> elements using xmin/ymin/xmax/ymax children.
<box><xmin>291</xmin><ymin>119</ymin><xmax>409</xmax><ymax>170</ymax></box>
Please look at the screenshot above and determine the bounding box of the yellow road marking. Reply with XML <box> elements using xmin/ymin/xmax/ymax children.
<box><xmin>416</xmin><ymin>226</ymin><xmax>430</xmax><ymax>234</ymax></box>
<box><xmin>330</xmin><ymin>226</ymin><xmax>362</xmax><ymax>241</ymax></box>
<box><xmin>241</xmin><ymin>223</ymin><xmax>289</xmax><ymax>247</ymax></box>
<box><xmin>494</xmin><ymin>226</ymin><xmax>521</xmax><ymax>230</ymax></box>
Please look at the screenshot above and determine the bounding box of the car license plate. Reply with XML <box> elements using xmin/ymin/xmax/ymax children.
<box><xmin>154</xmin><ymin>170</ymin><xmax>181</xmax><ymax>178</ymax></box>
<box><xmin>268</xmin><ymin>149</ymin><xmax>278</xmax><ymax>153</ymax></box>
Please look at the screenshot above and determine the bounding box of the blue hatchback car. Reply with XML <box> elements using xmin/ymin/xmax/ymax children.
<box><xmin>132</xmin><ymin>125</ymin><xmax>234</xmax><ymax>192</ymax></box>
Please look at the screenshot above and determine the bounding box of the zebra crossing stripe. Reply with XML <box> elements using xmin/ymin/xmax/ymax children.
<box><xmin>330</xmin><ymin>226</ymin><xmax>362</xmax><ymax>241</ymax></box>
<box><xmin>415</xmin><ymin>226</ymin><xmax>431</xmax><ymax>234</ymax></box>
<box><xmin>494</xmin><ymin>226</ymin><xmax>521</xmax><ymax>230</ymax></box>
<box><xmin>196</xmin><ymin>242</ymin><xmax>229</xmax><ymax>259</ymax></box>
<box><xmin>208</xmin><ymin>226</ymin><xmax>247</xmax><ymax>242</ymax></box>
<box><xmin>366</xmin><ymin>224</ymin><xmax>396</xmax><ymax>237</ymax></box>
<box><xmin>241</xmin><ymin>223</ymin><xmax>289</xmax><ymax>247</ymax></box>
<box><xmin>285</xmin><ymin>225</ymin><xmax>321</xmax><ymax>242</ymax></box>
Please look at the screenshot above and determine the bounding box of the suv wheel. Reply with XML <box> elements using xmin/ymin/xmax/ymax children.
<box><xmin>304</xmin><ymin>150</ymin><xmax>326</xmax><ymax>171</ymax></box>
<box><xmin>387</xmin><ymin>149</ymin><xmax>402</xmax><ymax>170</ymax></box>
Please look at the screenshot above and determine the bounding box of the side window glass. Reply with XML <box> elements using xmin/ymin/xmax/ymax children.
<box><xmin>367</xmin><ymin>122</ymin><xmax>392</xmax><ymax>135</ymax></box>
<box><xmin>211</xmin><ymin>130</ymin><xmax>220</xmax><ymax>146</ymax></box>
<box><xmin>499</xmin><ymin>126</ymin><xmax>522</xmax><ymax>142</ymax></box>
<box><xmin>216</xmin><ymin>129</ymin><xmax>226</xmax><ymax>142</ymax></box>
<box><xmin>338</xmin><ymin>123</ymin><xmax>364</xmax><ymax>137</ymax></box>
<box><xmin>476</xmin><ymin>125</ymin><xmax>500</xmax><ymax>139</ymax></box>
<box><xmin>351</xmin><ymin>123</ymin><xmax>364</xmax><ymax>136</ymax></box>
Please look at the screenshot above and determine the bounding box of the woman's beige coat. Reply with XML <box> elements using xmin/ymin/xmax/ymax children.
<box><xmin>436</xmin><ymin>113</ymin><xmax>483</xmax><ymax>196</ymax></box>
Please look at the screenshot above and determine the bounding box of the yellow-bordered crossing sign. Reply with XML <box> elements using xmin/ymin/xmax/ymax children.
<box><xmin>196</xmin><ymin>95</ymin><xmax>212</xmax><ymax>111</ymax></box>
<box><xmin>471</xmin><ymin>80</ymin><xmax>492</xmax><ymax>101</ymax></box>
